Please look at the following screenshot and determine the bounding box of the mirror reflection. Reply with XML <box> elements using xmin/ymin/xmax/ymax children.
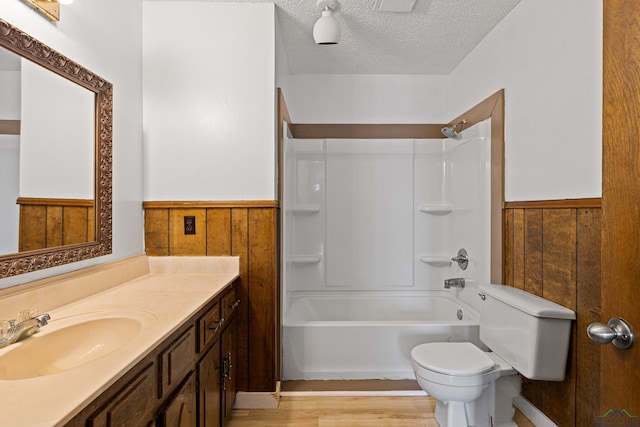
<box><xmin>0</xmin><ymin>45</ymin><xmax>95</xmax><ymax>257</ymax></box>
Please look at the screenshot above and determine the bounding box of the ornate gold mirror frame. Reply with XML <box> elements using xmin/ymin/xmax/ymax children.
<box><xmin>0</xmin><ymin>19</ymin><xmax>112</xmax><ymax>278</ymax></box>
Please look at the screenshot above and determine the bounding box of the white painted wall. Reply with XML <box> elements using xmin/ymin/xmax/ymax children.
<box><xmin>143</xmin><ymin>2</ymin><xmax>276</xmax><ymax>201</ymax></box>
<box><xmin>0</xmin><ymin>0</ymin><xmax>144</xmax><ymax>289</ymax></box>
<box><xmin>285</xmin><ymin>74</ymin><xmax>449</xmax><ymax>123</ymax></box>
<box><xmin>0</xmin><ymin>136</ymin><xmax>20</xmax><ymax>255</ymax></box>
<box><xmin>447</xmin><ymin>0</ymin><xmax>603</xmax><ymax>201</ymax></box>
<box><xmin>0</xmin><ymin>70</ymin><xmax>21</xmax><ymax>256</ymax></box>
<box><xmin>0</xmin><ymin>71</ymin><xmax>20</xmax><ymax>118</ymax></box>
<box><xmin>20</xmin><ymin>60</ymin><xmax>94</xmax><ymax>199</ymax></box>
<box><xmin>275</xmin><ymin>11</ymin><xmax>290</xmax><ymax>99</ymax></box>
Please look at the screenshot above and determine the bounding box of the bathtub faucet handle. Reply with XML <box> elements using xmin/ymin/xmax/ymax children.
<box><xmin>444</xmin><ymin>278</ymin><xmax>465</xmax><ymax>289</ymax></box>
<box><xmin>451</xmin><ymin>248</ymin><xmax>469</xmax><ymax>270</ymax></box>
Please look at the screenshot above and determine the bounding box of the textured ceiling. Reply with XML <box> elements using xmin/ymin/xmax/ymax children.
<box><xmin>147</xmin><ymin>0</ymin><xmax>522</xmax><ymax>75</ymax></box>
<box><xmin>277</xmin><ymin>0</ymin><xmax>521</xmax><ymax>74</ymax></box>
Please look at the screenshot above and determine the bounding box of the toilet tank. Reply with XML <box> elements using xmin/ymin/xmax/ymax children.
<box><xmin>478</xmin><ymin>284</ymin><xmax>575</xmax><ymax>381</ymax></box>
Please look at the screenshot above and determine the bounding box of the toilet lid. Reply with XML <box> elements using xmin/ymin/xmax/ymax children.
<box><xmin>412</xmin><ymin>342</ymin><xmax>495</xmax><ymax>376</ymax></box>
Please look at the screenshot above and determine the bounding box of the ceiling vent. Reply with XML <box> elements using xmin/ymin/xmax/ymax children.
<box><xmin>376</xmin><ymin>0</ymin><xmax>417</xmax><ymax>13</ymax></box>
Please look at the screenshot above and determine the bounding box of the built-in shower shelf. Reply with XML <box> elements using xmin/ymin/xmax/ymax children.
<box><xmin>418</xmin><ymin>256</ymin><xmax>451</xmax><ymax>266</ymax></box>
<box><xmin>287</xmin><ymin>255</ymin><xmax>322</xmax><ymax>264</ymax></box>
<box><xmin>417</xmin><ymin>205</ymin><xmax>452</xmax><ymax>215</ymax></box>
<box><xmin>288</xmin><ymin>204</ymin><xmax>321</xmax><ymax>213</ymax></box>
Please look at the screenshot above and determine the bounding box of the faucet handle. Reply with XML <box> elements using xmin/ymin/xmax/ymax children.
<box><xmin>451</xmin><ymin>248</ymin><xmax>469</xmax><ymax>270</ymax></box>
<box><xmin>16</xmin><ymin>311</ymin><xmax>30</xmax><ymax>323</ymax></box>
<box><xmin>15</xmin><ymin>309</ymin><xmax>39</xmax><ymax>323</ymax></box>
<box><xmin>0</xmin><ymin>320</ymin><xmax>9</xmax><ymax>338</ymax></box>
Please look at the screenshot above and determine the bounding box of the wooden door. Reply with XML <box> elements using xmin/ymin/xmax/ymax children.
<box><xmin>601</xmin><ymin>0</ymin><xmax>640</xmax><ymax>420</ymax></box>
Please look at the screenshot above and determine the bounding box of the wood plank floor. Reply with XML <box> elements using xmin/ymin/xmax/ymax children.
<box><xmin>228</xmin><ymin>396</ymin><xmax>536</xmax><ymax>427</ymax></box>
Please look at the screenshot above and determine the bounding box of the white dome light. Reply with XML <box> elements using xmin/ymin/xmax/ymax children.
<box><xmin>313</xmin><ymin>0</ymin><xmax>341</xmax><ymax>45</ymax></box>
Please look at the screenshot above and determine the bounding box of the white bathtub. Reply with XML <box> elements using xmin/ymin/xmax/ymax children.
<box><xmin>282</xmin><ymin>291</ymin><xmax>482</xmax><ymax>380</ymax></box>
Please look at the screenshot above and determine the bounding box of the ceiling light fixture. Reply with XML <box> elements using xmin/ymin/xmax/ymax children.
<box><xmin>313</xmin><ymin>0</ymin><xmax>341</xmax><ymax>45</ymax></box>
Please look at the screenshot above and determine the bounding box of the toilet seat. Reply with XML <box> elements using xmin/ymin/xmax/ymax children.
<box><xmin>412</xmin><ymin>342</ymin><xmax>495</xmax><ymax>375</ymax></box>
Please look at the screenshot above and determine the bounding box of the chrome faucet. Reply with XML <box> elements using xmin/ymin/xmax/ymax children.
<box><xmin>444</xmin><ymin>278</ymin><xmax>465</xmax><ymax>289</ymax></box>
<box><xmin>0</xmin><ymin>311</ymin><xmax>50</xmax><ymax>349</ymax></box>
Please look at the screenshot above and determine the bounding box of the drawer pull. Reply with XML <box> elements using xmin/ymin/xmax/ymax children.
<box><xmin>221</xmin><ymin>357</ymin><xmax>228</xmax><ymax>390</ymax></box>
<box><xmin>208</xmin><ymin>318</ymin><xmax>224</xmax><ymax>334</ymax></box>
<box><xmin>226</xmin><ymin>352</ymin><xmax>233</xmax><ymax>381</ymax></box>
<box><xmin>229</xmin><ymin>300</ymin><xmax>240</xmax><ymax>310</ymax></box>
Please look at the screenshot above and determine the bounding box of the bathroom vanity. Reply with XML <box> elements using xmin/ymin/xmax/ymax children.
<box><xmin>0</xmin><ymin>256</ymin><xmax>240</xmax><ymax>427</ymax></box>
<box><xmin>66</xmin><ymin>280</ymin><xmax>238</xmax><ymax>426</ymax></box>
<box><xmin>66</xmin><ymin>281</ymin><xmax>238</xmax><ymax>427</ymax></box>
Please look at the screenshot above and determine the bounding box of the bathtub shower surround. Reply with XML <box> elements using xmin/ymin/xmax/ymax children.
<box><xmin>282</xmin><ymin>120</ymin><xmax>493</xmax><ymax>380</ymax></box>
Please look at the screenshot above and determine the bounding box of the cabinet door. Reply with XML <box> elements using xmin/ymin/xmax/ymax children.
<box><xmin>198</xmin><ymin>340</ymin><xmax>222</xmax><ymax>427</ymax></box>
<box><xmin>222</xmin><ymin>321</ymin><xmax>236</xmax><ymax>420</ymax></box>
<box><xmin>160</xmin><ymin>372</ymin><xmax>197</xmax><ymax>427</ymax></box>
<box><xmin>88</xmin><ymin>363</ymin><xmax>156</xmax><ymax>427</ymax></box>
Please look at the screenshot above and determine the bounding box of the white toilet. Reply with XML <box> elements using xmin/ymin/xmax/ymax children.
<box><xmin>411</xmin><ymin>284</ymin><xmax>575</xmax><ymax>427</ymax></box>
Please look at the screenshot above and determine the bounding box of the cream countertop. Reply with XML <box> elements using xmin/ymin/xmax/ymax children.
<box><xmin>0</xmin><ymin>256</ymin><xmax>239</xmax><ymax>427</ymax></box>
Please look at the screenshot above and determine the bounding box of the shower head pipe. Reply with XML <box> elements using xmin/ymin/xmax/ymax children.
<box><xmin>441</xmin><ymin>119</ymin><xmax>467</xmax><ymax>139</ymax></box>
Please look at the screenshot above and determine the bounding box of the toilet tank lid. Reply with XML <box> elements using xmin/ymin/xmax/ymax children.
<box><xmin>479</xmin><ymin>284</ymin><xmax>576</xmax><ymax>319</ymax></box>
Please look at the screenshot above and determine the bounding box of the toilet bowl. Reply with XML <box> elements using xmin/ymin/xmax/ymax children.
<box><xmin>411</xmin><ymin>342</ymin><xmax>519</xmax><ymax>427</ymax></box>
<box><xmin>410</xmin><ymin>284</ymin><xmax>575</xmax><ymax>427</ymax></box>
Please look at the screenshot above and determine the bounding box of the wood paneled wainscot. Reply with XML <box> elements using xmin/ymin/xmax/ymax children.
<box><xmin>17</xmin><ymin>197</ymin><xmax>95</xmax><ymax>251</ymax></box>
<box><xmin>143</xmin><ymin>201</ymin><xmax>278</xmax><ymax>394</ymax></box>
<box><xmin>503</xmin><ymin>198</ymin><xmax>601</xmax><ymax>427</ymax></box>
<box><xmin>65</xmin><ymin>281</ymin><xmax>240</xmax><ymax>427</ymax></box>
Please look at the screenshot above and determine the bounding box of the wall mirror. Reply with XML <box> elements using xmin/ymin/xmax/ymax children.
<box><xmin>0</xmin><ymin>19</ymin><xmax>112</xmax><ymax>279</ymax></box>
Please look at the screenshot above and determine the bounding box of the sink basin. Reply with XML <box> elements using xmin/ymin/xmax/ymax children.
<box><xmin>0</xmin><ymin>311</ymin><xmax>156</xmax><ymax>380</ymax></box>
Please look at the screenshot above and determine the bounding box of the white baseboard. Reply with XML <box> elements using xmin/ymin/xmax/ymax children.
<box><xmin>279</xmin><ymin>390</ymin><xmax>427</xmax><ymax>397</ymax></box>
<box><xmin>234</xmin><ymin>381</ymin><xmax>281</xmax><ymax>409</ymax></box>
<box><xmin>513</xmin><ymin>395</ymin><xmax>557</xmax><ymax>427</ymax></box>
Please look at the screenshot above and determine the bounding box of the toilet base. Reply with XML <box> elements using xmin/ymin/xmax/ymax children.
<box><xmin>433</xmin><ymin>374</ymin><xmax>521</xmax><ymax>427</ymax></box>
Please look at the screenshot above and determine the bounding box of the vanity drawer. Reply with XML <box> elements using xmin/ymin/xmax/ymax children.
<box><xmin>159</xmin><ymin>326</ymin><xmax>196</xmax><ymax>398</ymax></box>
<box><xmin>221</xmin><ymin>287</ymin><xmax>240</xmax><ymax>320</ymax></box>
<box><xmin>198</xmin><ymin>301</ymin><xmax>222</xmax><ymax>352</ymax></box>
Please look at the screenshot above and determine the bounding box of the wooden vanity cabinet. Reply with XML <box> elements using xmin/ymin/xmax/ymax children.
<box><xmin>199</xmin><ymin>283</ymin><xmax>240</xmax><ymax>427</ymax></box>
<box><xmin>65</xmin><ymin>281</ymin><xmax>238</xmax><ymax>427</ymax></box>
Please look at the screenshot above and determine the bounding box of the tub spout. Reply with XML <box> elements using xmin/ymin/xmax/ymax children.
<box><xmin>444</xmin><ymin>278</ymin><xmax>465</xmax><ymax>289</ymax></box>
